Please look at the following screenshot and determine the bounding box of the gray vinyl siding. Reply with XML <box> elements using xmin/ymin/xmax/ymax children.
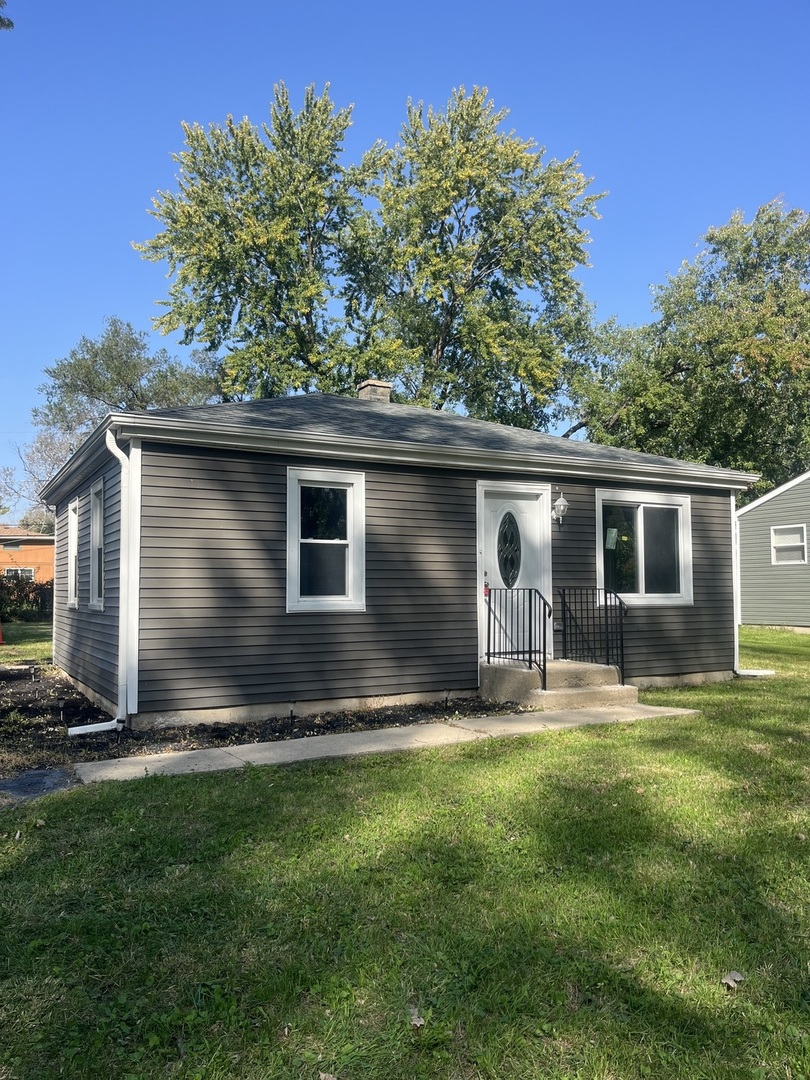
<box><xmin>137</xmin><ymin>445</ymin><xmax>479</xmax><ymax>710</ymax></box>
<box><xmin>53</xmin><ymin>458</ymin><xmax>121</xmax><ymax>704</ymax></box>
<box><xmin>137</xmin><ymin>447</ymin><xmax>736</xmax><ymax>710</ymax></box>
<box><xmin>548</xmin><ymin>482</ymin><xmax>735</xmax><ymax>678</ymax></box>
<box><xmin>739</xmin><ymin>480</ymin><xmax>810</xmax><ymax>626</ymax></box>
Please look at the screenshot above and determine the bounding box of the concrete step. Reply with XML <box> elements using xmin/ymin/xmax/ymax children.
<box><xmin>527</xmin><ymin>683</ymin><xmax>639</xmax><ymax>712</ymax></box>
<box><xmin>545</xmin><ymin>660</ymin><xmax>621</xmax><ymax>689</ymax></box>
<box><xmin>479</xmin><ymin>660</ymin><xmax>632</xmax><ymax>709</ymax></box>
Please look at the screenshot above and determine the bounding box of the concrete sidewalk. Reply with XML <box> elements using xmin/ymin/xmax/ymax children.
<box><xmin>73</xmin><ymin>703</ymin><xmax>696</xmax><ymax>785</ymax></box>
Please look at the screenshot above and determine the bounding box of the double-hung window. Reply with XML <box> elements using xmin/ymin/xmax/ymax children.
<box><xmin>89</xmin><ymin>480</ymin><xmax>104</xmax><ymax>610</ymax></box>
<box><xmin>771</xmin><ymin>524</ymin><xmax>807</xmax><ymax>565</ymax></box>
<box><xmin>67</xmin><ymin>498</ymin><xmax>79</xmax><ymax>608</ymax></box>
<box><xmin>287</xmin><ymin>467</ymin><xmax>365</xmax><ymax>612</ymax></box>
<box><xmin>596</xmin><ymin>489</ymin><xmax>693</xmax><ymax>605</ymax></box>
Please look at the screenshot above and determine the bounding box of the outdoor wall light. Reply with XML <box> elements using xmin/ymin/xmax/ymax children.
<box><xmin>551</xmin><ymin>492</ymin><xmax>570</xmax><ymax>527</ymax></box>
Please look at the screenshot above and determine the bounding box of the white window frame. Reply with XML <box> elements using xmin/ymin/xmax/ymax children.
<box><xmin>3</xmin><ymin>567</ymin><xmax>35</xmax><ymax>580</ymax></box>
<box><xmin>67</xmin><ymin>498</ymin><xmax>79</xmax><ymax>608</ymax></box>
<box><xmin>89</xmin><ymin>479</ymin><xmax>105</xmax><ymax>611</ymax></box>
<box><xmin>770</xmin><ymin>523</ymin><xmax>807</xmax><ymax>566</ymax></box>
<box><xmin>286</xmin><ymin>467</ymin><xmax>366</xmax><ymax>613</ymax></box>
<box><xmin>596</xmin><ymin>489</ymin><xmax>693</xmax><ymax>606</ymax></box>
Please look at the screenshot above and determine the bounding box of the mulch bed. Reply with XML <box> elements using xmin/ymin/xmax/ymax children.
<box><xmin>1</xmin><ymin>661</ymin><xmax>504</xmax><ymax>781</ymax></box>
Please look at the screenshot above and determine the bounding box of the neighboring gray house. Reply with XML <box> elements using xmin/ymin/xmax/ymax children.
<box><xmin>737</xmin><ymin>470</ymin><xmax>810</xmax><ymax>627</ymax></box>
<box><xmin>41</xmin><ymin>383</ymin><xmax>755</xmax><ymax>728</ymax></box>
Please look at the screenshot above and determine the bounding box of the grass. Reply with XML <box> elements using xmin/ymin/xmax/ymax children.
<box><xmin>1</xmin><ymin>626</ymin><xmax>810</xmax><ymax>1079</ymax></box>
<box><xmin>0</xmin><ymin>621</ymin><xmax>53</xmax><ymax>664</ymax></box>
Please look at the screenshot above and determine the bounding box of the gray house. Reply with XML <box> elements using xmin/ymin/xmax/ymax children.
<box><xmin>41</xmin><ymin>382</ymin><xmax>755</xmax><ymax>728</ymax></box>
<box><xmin>737</xmin><ymin>470</ymin><xmax>810</xmax><ymax>627</ymax></box>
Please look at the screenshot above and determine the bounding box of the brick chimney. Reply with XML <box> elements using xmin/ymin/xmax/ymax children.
<box><xmin>356</xmin><ymin>379</ymin><xmax>393</xmax><ymax>403</ymax></box>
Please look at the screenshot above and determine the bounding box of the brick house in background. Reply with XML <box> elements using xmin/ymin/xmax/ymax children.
<box><xmin>0</xmin><ymin>525</ymin><xmax>55</xmax><ymax>581</ymax></box>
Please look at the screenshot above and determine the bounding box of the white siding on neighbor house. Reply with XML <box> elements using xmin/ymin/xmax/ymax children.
<box><xmin>739</xmin><ymin>476</ymin><xmax>810</xmax><ymax>626</ymax></box>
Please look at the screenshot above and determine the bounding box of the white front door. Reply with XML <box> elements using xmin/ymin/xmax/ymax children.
<box><xmin>478</xmin><ymin>483</ymin><xmax>553</xmax><ymax>663</ymax></box>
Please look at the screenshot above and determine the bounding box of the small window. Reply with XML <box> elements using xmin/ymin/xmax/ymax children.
<box><xmin>771</xmin><ymin>524</ymin><xmax>807</xmax><ymax>565</ymax></box>
<box><xmin>3</xmin><ymin>567</ymin><xmax>34</xmax><ymax>580</ymax></box>
<box><xmin>287</xmin><ymin>467</ymin><xmax>365</xmax><ymax>612</ymax></box>
<box><xmin>67</xmin><ymin>498</ymin><xmax>79</xmax><ymax>608</ymax></box>
<box><xmin>596</xmin><ymin>490</ymin><xmax>693</xmax><ymax>605</ymax></box>
<box><xmin>89</xmin><ymin>480</ymin><xmax>104</xmax><ymax>610</ymax></box>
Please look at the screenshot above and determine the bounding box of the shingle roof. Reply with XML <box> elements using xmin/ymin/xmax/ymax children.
<box><xmin>146</xmin><ymin>392</ymin><xmax>745</xmax><ymax>482</ymax></box>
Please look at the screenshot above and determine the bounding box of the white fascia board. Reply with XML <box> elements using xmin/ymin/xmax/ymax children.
<box><xmin>736</xmin><ymin>469</ymin><xmax>810</xmax><ymax>517</ymax></box>
<box><xmin>111</xmin><ymin>415</ymin><xmax>758</xmax><ymax>492</ymax></box>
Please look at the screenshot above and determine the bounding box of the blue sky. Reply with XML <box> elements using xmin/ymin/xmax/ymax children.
<box><xmin>0</xmin><ymin>0</ymin><xmax>807</xmax><ymax>517</ymax></box>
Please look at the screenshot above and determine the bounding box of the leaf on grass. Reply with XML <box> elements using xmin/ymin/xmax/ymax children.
<box><xmin>797</xmin><ymin>833</ymin><xmax>807</xmax><ymax>842</ymax></box>
<box><xmin>408</xmin><ymin>1004</ymin><xmax>425</xmax><ymax>1029</ymax></box>
<box><xmin>319</xmin><ymin>1073</ymin><xmax>338</xmax><ymax>1080</ymax></box>
<box><xmin>722</xmin><ymin>970</ymin><xmax>744</xmax><ymax>991</ymax></box>
<box><xmin>35</xmin><ymin>819</ymin><xmax>45</xmax><ymax>827</ymax></box>
<box><xmin>14</xmin><ymin>830</ymin><xmax>21</xmax><ymax>841</ymax></box>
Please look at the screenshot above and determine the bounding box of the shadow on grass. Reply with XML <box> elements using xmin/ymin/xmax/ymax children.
<box><xmin>3</xmin><ymin>720</ymin><xmax>810</xmax><ymax>1079</ymax></box>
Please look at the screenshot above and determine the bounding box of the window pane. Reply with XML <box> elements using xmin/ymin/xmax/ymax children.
<box><xmin>603</xmin><ymin>504</ymin><xmax>637</xmax><ymax>592</ymax></box>
<box><xmin>774</xmin><ymin>546</ymin><xmax>804</xmax><ymax>564</ymax></box>
<box><xmin>301</xmin><ymin>486</ymin><xmax>347</xmax><ymax>541</ymax></box>
<box><xmin>643</xmin><ymin>506</ymin><xmax>680</xmax><ymax>593</ymax></box>
<box><xmin>773</xmin><ymin>526</ymin><xmax>803</xmax><ymax>547</ymax></box>
<box><xmin>300</xmin><ymin>543</ymin><xmax>347</xmax><ymax>596</ymax></box>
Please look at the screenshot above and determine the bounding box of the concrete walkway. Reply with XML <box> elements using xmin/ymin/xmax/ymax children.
<box><xmin>74</xmin><ymin>703</ymin><xmax>696</xmax><ymax>785</ymax></box>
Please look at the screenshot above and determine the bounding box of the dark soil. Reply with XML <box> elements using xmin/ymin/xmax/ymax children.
<box><xmin>0</xmin><ymin>661</ymin><xmax>504</xmax><ymax>783</ymax></box>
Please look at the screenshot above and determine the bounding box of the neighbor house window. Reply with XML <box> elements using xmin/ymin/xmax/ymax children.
<box><xmin>67</xmin><ymin>498</ymin><xmax>79</xmax><ymax>608</ymax></box>
<box><xmin>3</xmin><ymin>567</ymin><xmax>34</xmax><ymax>580</ymax></box>
<box><xmin>596</xmin><ymin>489</ymin><xmax>693</xmax><ymax>605</ymax></box>
<box><xmin>89</xmin><ymin>480</ymin><xmax>104</xmax><ymax>610</ymax></box>
<box><xmin>771</xmin><ymin>524</ymin><xmax>807</xmax><ymax>565</ymax></box>
<box><xmin>287</xmin><ymin>467</ymin><xmax>365</xmax><ymax>612</ymax></box>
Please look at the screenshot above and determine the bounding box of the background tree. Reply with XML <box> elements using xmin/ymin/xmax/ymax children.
<box><xmin>0</xmin><ymin>1</ymin><xmax>13</xmax><ymax>31</ymax></box>
<box><xmin>139</xmin><ymin>84</ymin><xmax>600</xmax><ymax>423</ymax></box>
<box><xmin>567</xmin><ymin>200</ymin><xmax>810</xmax><ymax>499</ymax></box>
<box><xmin>345</xmin><ymin>87</ymin><xmax>601</xmax><ymax>427</ymax></box>
<box><xmin>0</xmin><ymin>317</ymin><xmax>219</xmax><ymax>521</ymax></box>
<box><xmin>136</xmin><ymin>83</ymin><xmax>370</xmax><ymax>399</ymax></box>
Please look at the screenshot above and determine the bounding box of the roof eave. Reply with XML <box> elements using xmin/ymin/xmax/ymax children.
<box><xmin>109</xmin><ymin>414</ymin><xmax>758</xmax><ymax>491</ymax></box>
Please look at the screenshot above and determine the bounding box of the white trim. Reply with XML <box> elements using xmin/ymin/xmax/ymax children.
<box><xmin>286</xmin><ymin>466</ymin><xmax>365</xmax><ymax>613</ymax></box>
<box><xmin>737</xmin><ymin>469</ymin><xmax>810</xmax><ymax>517</ymax></box>
<box><xmin>476</xmin><ymin>480</ymin><xmax>553</xmax><ymax>663</ymax></box>
<box><xmin>2</xmin><ymin>567</ymin><xmax>35</xmax><ymax>579</ymax></box>
<box><xmin>770</xmin><ymin>523</ymin><xmax>807</xmax><ymax>565</ymax></box>
<box><xmin>596</xmin><ymin>488</ymin><xmax>693</xmax><ymax>606</ymax></box>
<box><xmin>67</xmin><ymin>498</ymin><xmax>79</xmax><ymax>608</ymax></box>
<box><xmin>127</xmin><ymin>440</ymin><xmax>142</xmax><ymax>714</ymax></box>
<box><xmin>731</xmin><ymin>492</ymin><xmax>740</xmax><ymax>670</ymax></box>
<box><xmin>88</xmin><ymin>478</ymin><xmax>104</xmax><ymax>611</ymax></box>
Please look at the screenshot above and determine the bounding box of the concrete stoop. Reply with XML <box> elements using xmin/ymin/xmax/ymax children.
<box><xmin>479</xmin><ymin>660</ymin><xmax>639</xmax><ymax>711</ymax></box>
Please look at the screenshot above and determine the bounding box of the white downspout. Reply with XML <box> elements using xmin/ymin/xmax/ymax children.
<box><xmin>731</xmin><ymin>491</ymin><xmax>741</xmax><ymax>673</ymax></box>
<box><xmin>68</xmin><ymin>432</ymin><xmax>129</xmax><ymax>735</ymax></box>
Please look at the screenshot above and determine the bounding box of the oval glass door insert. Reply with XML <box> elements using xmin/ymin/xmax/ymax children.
<box><xmin>497</xmin><ymin>511</ymin><xmax>521</xmax><ymax>588</ymax></box>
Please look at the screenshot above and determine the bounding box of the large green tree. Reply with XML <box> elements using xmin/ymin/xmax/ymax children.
<box><xmin>567</xmin><ymin>200</ymin><xmax>810</xmax><ymax>498</ymax></box>
<box><xmin>136</xmin><ymin>83</ymin><xmax>369</xmax><ymax>399</ymax></box>
<box><xmin>345</xmin><ymin>87</ymin><xmax>601</xmax><ymax>426</ymax></box>
<box><xmin>1</xmin><ymin>318</ymin><xmax>218</xmax><ymax>519</ymax></box>
<box><xmin>139</xmin><ymin>84</ymin><xmax>600</xmax><ymax>423</ymax></box>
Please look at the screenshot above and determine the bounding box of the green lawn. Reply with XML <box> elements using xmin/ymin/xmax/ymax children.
<box><xmin>0</xmin><ymin>621</ymin><xmax>53</xmax><ymax>664</ymax></box>
<box><xmin>2</xmin><ymin>627</ymin><xmax>810</xmax><ymax>1079</ymax></box>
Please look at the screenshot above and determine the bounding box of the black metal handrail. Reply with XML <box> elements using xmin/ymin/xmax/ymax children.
<box><xmin>556</xmin><ymin>587</ymin><xmax>628</xmax><ymax>683</ymax></box>
<box><xmin>486</xmin><ymin>587</ymin><xmax>553</xmax><ymax>690</ymax></box>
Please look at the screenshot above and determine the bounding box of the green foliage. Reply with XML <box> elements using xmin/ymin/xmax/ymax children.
<box><xmin>0</xmin><ymin>0</ymin><xmax>13</xmax><ymax>31</ymax></box>
<box><xmin>569</xmin><ymin>200</ymin><xmax>810</xmax><ymax>499</ymax></box>
<box><xmin>33</xmin><ymin>315</ymin><xmax>218</xmax><ymax>437</ymax></box>
<box><xmin>0</xmin><ymin>578</ymin><xmax>52</xmax><ymax>622</ymax></box>
<box><xmin>346</xmin><ymin>87</ymin><xmax>601</xmax><ymax>426</ymax></box>
<box><xmin>139</xmin><ymin>84</ymin><xmax>601</xmax><ymax>423</ymax></box>
<box><xmin>137</xmin><ymin>83</ymin><xmax>368</xmax><ymax>400</ymax></box>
